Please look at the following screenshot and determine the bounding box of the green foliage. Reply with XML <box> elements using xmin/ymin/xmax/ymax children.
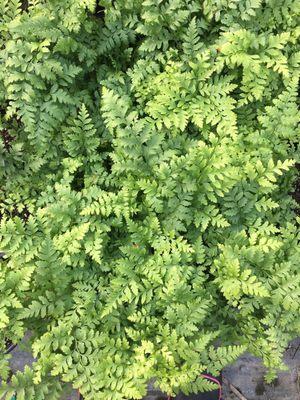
<box><xmin>0</xmin><ymin>0</ymin><xmax>299</xmax><ymax>398</ymax></box>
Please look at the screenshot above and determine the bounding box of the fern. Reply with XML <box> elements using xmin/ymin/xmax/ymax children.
<box><xmin>0</xmin><ymin>0</ymin><xmax>299</xmax><ymax>398</ymax></box>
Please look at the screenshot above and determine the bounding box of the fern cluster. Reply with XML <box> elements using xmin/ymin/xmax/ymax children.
<box><xmin>0</xmin><ymin>0</ymin><xmax>299</xmax><ymax>399</ymax></box>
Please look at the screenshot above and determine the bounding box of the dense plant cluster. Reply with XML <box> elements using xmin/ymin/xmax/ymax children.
<box><xmin>0</xmin><ymin>0</ymin><xmax>299</xmax><ymax>399</ymax></box>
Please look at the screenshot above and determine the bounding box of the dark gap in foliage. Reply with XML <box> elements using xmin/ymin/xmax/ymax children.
<box><xmin>186</xmin><ymin>122</ymin><xmax>198</xmax><ymax>138</ymax></box>
<box><xmin>102</xmin><ymin>154</ymin><xmax>113</xmax><ymax>174</ymax></box>
<box><xmin>0</xmin><ymin>106</ymin><xmax>6</xmax><ymax>116</ymax></box>
<box><xmin>131</xmin><ymin>212</ymin><xmax>143</xmax><ymax>222</ymax></box>
<box><xmin>13</xmin><ymin>205</ymin><xmax>30</xmax><ymax>222</ymax></box>
<box><xmin>94</xmin><ymin>2</ymin><xmax>106</xmax><ymax>19</ymax></box>
<box><xmin>135</xmin><ymin>190</ymin><xmax>143</xmax><ymax>204</ymax></box>
<box><xmin>133</xmin><ymin>34</ymin><xmax>146</xmax><ymax>53</ymax></box>
<box><xmin>253</xmin><ymin>307</ymin><xmax>265</xmax><ymax>320</ymax></box>
<box><xmin>292</xmin><ymin>163</ymin><xmax>300</xmax><ymax>212</ymax></box>
<box><xmin>21</xmin><ymin>1</ymin><xmax>29</xmax><ymax>12</ymax></box>
<box><xmin>71</xmin><ymin>169</ymin><xmax>85</xmax><ymax>192</ymax></box>
<box><xmin>204</xmin><ymin>270</ymin><xmax>216</xmax><ymax>283</ymax></box>
<box><xmin>0</xmin><ymin>200</ymin><xmax>30</xmax><ymax>222</ymax></box>
<box><xmin>149</xmin><ymin>246</ymin><xmax>155</xmax><ymax>255</ymax></box>
<box><xmin>131</xmin><ymin>191</ymin><xmax>146</xmax><ymax>223</ymax></box>
<box><xmin>0</xmin><ymin>129</ymin><xmax>14</xmax><ymax>151</ymax></box>
<box><xmin>105</xmin><ymin>226</ymin><xmax>124</xmax><ymax>253</ymax></box>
